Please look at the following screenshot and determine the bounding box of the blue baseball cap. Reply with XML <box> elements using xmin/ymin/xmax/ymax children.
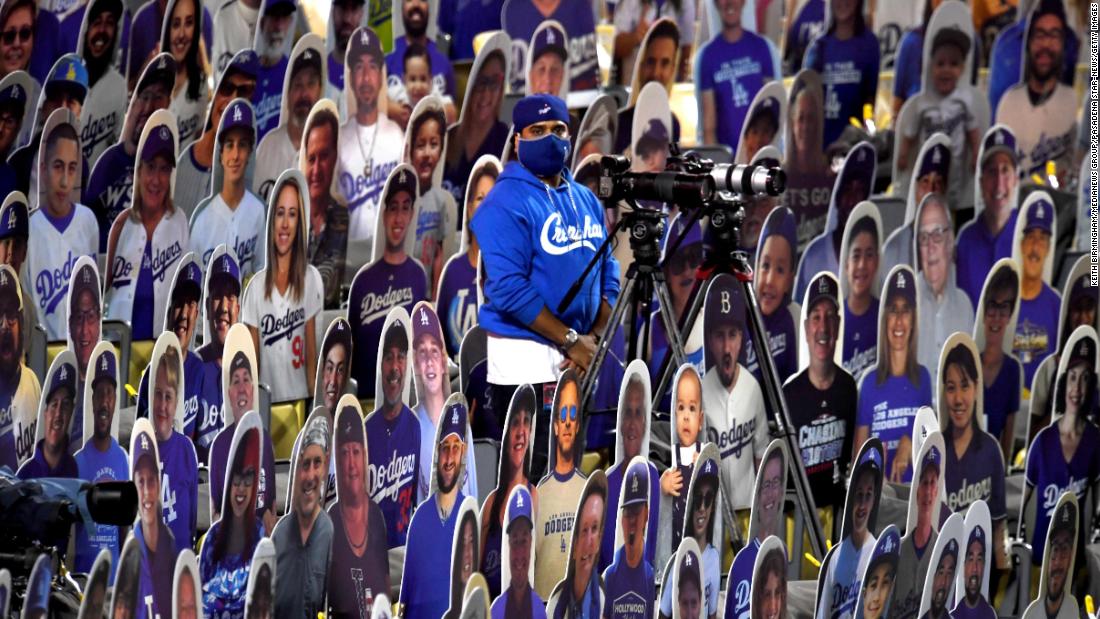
<box><xmin>323</xmin><ymin>318</ymin><xmax>352</xmax><ymax>360</ymax></box>
<box><xmin>219</xmin><ymin>98</ymin><xmax>255</xmax><ymax>139</ymax></box>
<box><xmin>141</xmin><ymin>123</ymin><xmax>176</xmax><ymax>165</ymax></box>
<box><xmin>412</xmin><ymin>305</ymin><xmax>442</xmax><ymax>348</ymax></box>
<box><xmin>348</xmin><ymin>26</ymin><xmax>384</xmax><ymax>66</ymax></box>
<box><xmin>885</xmin><ymin>267</ymin><xmax>917</xmax><ymax>308</ymax></box>
<box><xmin>858</xmin><ymin>443</ymin><xmax>884</xmax><ymax>471</ymax></box>
<box><xmin>662</xmin><ymin>214</ymin><xmax>702</xmax><ymax>257</ymax></box>
<box><xmin>868</xmin><ymin>525</ymin><xmax>901</xmax><ymax>572</ymax></box>
<box><xmin>224</xmin><ymin>49</ymin><xmax>260</xmax><ymax>81</ymax></box>
<box><xmin>0</xmin><ymin>196</ymin><xmax>28</xmax><ymax>239</ymax></box>
<box><xmin>1024</xmin><ymin>197</ymin><xmax>1054</xmax><ymax>234</ymax></box>
<box><xmin>512</xmin><ymin>94</ymin><xmax>569</xmax><ymax>132</ymax></box>
<box><xmin>440</xmin><ymin>401</ymin><xmax>467</xmax><ymax>443</ymax></box>
<box><xmin>336</xmin><ymin>405</ymin><xmax>365</xmax><ymax>446</ymax></box>
<box><xmin>173</xmin><ymin>258</ymin><xmax>203</xmax><ymax>300</ymax></box>
<box><xmin>0</xmin><ymin>80</ymin><xmax>26</xmax><ymax>109</ymax></box>
<box><xmin>747</xmin><ymin>96</ymin><xmax>780</xmax><ymax>129</ymax></box>
<box><xmin>0</xmin><ymin>265</ymin><xmax>20</xmax><ymax>310</ymax></box>
<box><xmin>45</xmin><ymin>54</ymin><xmax>89</xmax><ymax>102</ymax></box>
<box><xmin>942</xmin><ymin>537</ymin><xmax>959</xmax><ymax>561</ymax></box>
<box><xmin>136</xmin><ymin>53</ymin><xmax>176</xmax><ymax>95</ymax></box>
<box><xmin>263</xmin><ymin>0</ymin><xmax>296</xmax><ymax>15</ymax></box>
<box><xmin>1066</xmin><ymin>335</ymin><xmax>1095</xmax><ymax>369</ymax></box>
<box><xmin>386</xmin><ymin>166</ymin><xmax>418</xmax><ymax>204</ymax></box>
<box><xmin>209</xmin><ymin>250</ymin><xmax>241</xmax><ymax>291</ymax></box>
<box><xmin>838</xmin><ymin>142</ymin><xmax>876</xmax><ymax>190</ymax></box>
<box><xmin>70</xmin><ymin>262</ymin><xmax>99</xmax><ymax>307</ymax></box>
<box><xmin>921</xmin><ymin>444</ymin><xmax>941</xmax><ymax>474</ymax></box>
<box><xmin>635</xmin><ymin>118</ymin><xmax>670</xmax><ymax>157</ymax></box>
<box><xmin>698</xmin><ymin>456</ymin><xmax>718</xmax><ymax>479</ymax></box>
<box><xmin>1050</xmin><ymin>500</ymin><xmax>1076</xmax><ymax>537</ymax></box>
<box><xmin>131</xmin><ymin>426</ymin><xmax>158</xmax><ymax>473</ymax></box>
<box><xmin>47</xmin><ymin>360</ymin><xmax>77</xmax><ymax>402</ymax></box>
<box><xmin>704</xmin><ymin>276</ymin><xmax>745</xmax><ymax>333</ymax></box>
<box><xmin>506</xmin><ymin>486</ymin><xmax>534</xmax><ymax>532</ymax></box>
<box><xmin>981</xmin><ymin>126</ymin><xmax>1018</xmax><ymax>166</ymax></box>
<box><xmin>93</xmin><ymin>349</ymin><xmax>118</xmax><ymax>388</ymax></box>
<box><xmin>622</xmin><ymin>458</ymin><xmax>650</xmax><ymax>507</ymax></box>
<box><xmin>531</xmin><ymin>22</ymin><xmax>567</xmax><ymax>62</ymax></box>
<box><xmin>917</xmin><ymin>142</ymin><xmax>951</xmax><ymax>180</ymax></box>
<box><xmin>807</xmin><ymin>272</ymin><xmax>839</xmax><ymax>312</ymax></box>
<box><xmin>967</xmin><ymin>524</ymin><xmax>986</xmax><ymax>552</ymax></box>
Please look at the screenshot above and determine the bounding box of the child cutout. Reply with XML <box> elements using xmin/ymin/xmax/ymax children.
<box><xmin>659</xmin><ymin>364</ymin><xmax>705</xmax><ymax>564</ymax></box>
<box><xmin>749</xmin><ymin>536</ymin><xmax>788</xmax><ymax>619</ymax></box>
<box><xmin>854</xmin><ymin>525</ymin><xmax>901</xmax><ymax>619</ymax></box>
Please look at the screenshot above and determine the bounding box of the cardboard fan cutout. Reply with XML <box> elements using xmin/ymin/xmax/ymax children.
<box><xmin>522</xmin><ymin>20</ymin><xmax>570</xmax><ymax>99</ymax></box>
<box><xmin>724</xmin><ymin>440</ymin><xmax>789</xmax><ymax>619</ymax></box>
<box><xmin>76</xmin><ymin>550</ymin><xmax>111</xmax><ymax>619</ymax></box>
<box><xmin>881</xmin><ymin>133</ymin><xmax>950</xmax><ymax>269</ymax></box>
<box><xmin>782</xmin><ymin>69</ymin><xmax>830</xmax><ymax>249</ymax></box>
<box><xmin>798</xmin><ymin>270</ymin><xmax>844</xmax><ymax>371</ymax></box>
<box><xmin>21</xmin><ymin>553</ymin><xmax>51</xmax><ymax>619</ymax></box>
<box><xmin>915</xmin><ymin>512</ymin><xmax>964</xmax><ymax>619</ymax></box>
<box><xmin>605</xmin><ymin>360</ymin><xmax>658</xmax><ymax>559</ymax></box>
<box><xmin>970</xmin><ymin>258</ymin><xmax>1022</xmax><ymax>453</ymax></box>
<box><xmin>327</xmin><ymin>394</ymin><xmax>391</xmax><ymax>617</ymax></box>
<box><xmin>836</xmin><ymin>201</ymin><xmax>882</xmax><ymax>379</ymax></box>
<box><xmin>313</xmin><ymin>317</ymin><xmax>354</xmax><ymax>414</ymax></box>
<box><xmin>65</xmin><ymin>256</ymin><xmax>102</xmax><ymax>451</ymax></box>
<box><xmin>670</xmin><ymin>536</ymin><xmax>704</xmax><ymax>619</ymax></box>
<box><xmin>734</xmin><ymin>81</ymin><xmax>787</xmax><ymax>165</ymax></box>
<box><xmin>602</xmin><ymin>455</ymin><xmax>656</xmax><ymax>619</ymax></box>
<box><xmin>952</xmin><ymin>500</ymin><xmax>994</xmax><ymax>616</ymax></box>
<box><xmin>445</xmin><ymin>496</ymin><xmax>482</xmax><ymax>618</ymax></box>
<box><xmin>747</xmin><ymin>205</ymin><xmax>801</xmax><ymax>381</ymax></box>
<box><xmin>278</xmin><ymin>404</ymin><xmax>333</xmax><ymax>517</ymax></box>
<box><xmin>890</xmin><ymin>430</ymin><xmax>947</xmax><ymax>619</ymax></box>
<box><xmin>494</xmin><ymin>484</ymin><xmax>539</xmax><ymax>611</ymax></box>
<box><xmin>20</xmin><ymin>350</ymin><xmax>78</xmax><ymax>478</ymax></box>
<box><xmin>128</xmin><ymin>417</ymin><xmax>177</xmax><ymax>617</ymax></box>
<box><xmin>111</xmin><ymin>534</ymin><xmax>143</xmax><ymax>619</ymax></box>
<box><xmin>545</xmin><ymin>470</ymin><xmax>609</xmax><ymax>618</ymax></box>
<box><xmin>658</xmin><ymin>363</ymin><xmax>706</xmax><ymax>571</ymax></box>
<box><xmin>323</xmin><ymin>0</ymin><xmax>371</xmax><ymax>117</ymax></box>
<box><xmin>404</xmin><ymin>95</ymin><xmax>458</xmax><ymax>288</ymax></box>
<box><xmin>32</xmin><ymin>107</ymin><xmax>84</xmax><ymax>212</ymax></box>
<box><xmin>815</xmin><ymin>438</ymin><xmax>884</xmax><ymax>619</ymax></box>
<box><xmin>1020</xmin><ymin>492</ymin><xmax>1080</xmax><ymax>619</ymax></box>
<box><xmin>217</xmin><ymin>317</ymin><xmax>260</xmax><ymax>438</ymax></box>
<box><xmin>244</xmin><ymin>538</ymin><xmax>276</xmax><ymax>619</ymax></box>
<box><xmin>853</xmin><ymin>525</ymin><xmax>901</xmax><ymax>619</ymax></box>
<box><xmin>0</xmin><ymin>261</ymin><xmax>37</xmax><ymax>471</ymax></box>
<box><xmin>172</xmin><ymin>549</ymin><xmax>202</xmax><ymax>619</ymax></box>
<box><xmin>572</xmin><ymin>94</ymin><xmax>617</xmax><ymax>169</ymax></box>
<box><xmin>371</xmin><ymin>305</ymin><xmax>416</xmax><ymax>408</ymax></box>
<box><xmin>748</xmin><ymin>535</ymin><xmax>788</xmax><ymax>619</ymax></box>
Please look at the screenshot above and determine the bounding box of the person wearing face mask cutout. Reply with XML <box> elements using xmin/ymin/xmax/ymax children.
<box><xmin>469</xmin><ymin>93</ymin><xmax>619</xmax><ymax>441</ymax></box>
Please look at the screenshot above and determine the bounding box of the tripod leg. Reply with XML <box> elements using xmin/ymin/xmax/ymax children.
<box><xmin>580</xmin><ymin>273</ymin><xmax>637</xmax><ymax>405</ymax></box>
<box><xmin>651</xmin><ymin>272</ymin><xmax>707</xmax><ymax>410</ymax></box>
<box><xmin>652</xmin><ymin>277</ymin><xmax>688</xmax><ymax>369</ymax></box>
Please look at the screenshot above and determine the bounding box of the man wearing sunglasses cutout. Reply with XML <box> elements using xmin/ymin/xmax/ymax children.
<box><xmin>174</xmin><ymin>49</ymin><xmax>259</xmax><ymax>218</ymax></box>
<box><xmin>534</xmin><ymin>370</ymin><xmax>588</xmax><ymax>601</ymax></box>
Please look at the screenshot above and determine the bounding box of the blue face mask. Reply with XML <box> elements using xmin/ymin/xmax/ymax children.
<box><xmin>517</xmin><ymin>133</ymin><xmax>570</xmax><ymax>177</ymax></box>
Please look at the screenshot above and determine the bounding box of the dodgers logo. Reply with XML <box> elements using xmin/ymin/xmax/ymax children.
<box><xmin>539</xmin><ymin>212</ymin><xmax>602</xmax><ymax>256</ymax></box>
<box><xmin>261</xmin><ymin>307</ymin><xmax>306</xmax><ymax>345</ymax></box>
<box><xmin>35</xmin><ymin>252</ymin><xmax>81</xmax><ymax>315</ymax></box>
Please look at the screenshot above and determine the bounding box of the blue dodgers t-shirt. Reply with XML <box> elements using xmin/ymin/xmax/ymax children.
<box><xmin>254</xmin><ymin>55</ymin><xmax>289</xmax><ymax>141</ymax></box>
<box><xmin>723</xmin><ymin>539</ymin><xmax>759</xmax><ymax>619</ymax></box>
<box><xmin>983</xmin><ymin>355</ymin><xmax>1020</xmax><ymax>442</ymax></box>
<box><xmin>398</xmin><ymin>492</ymin><xmax>465</xmax><ymax>618</ymax></box>
<box><xmin>348</xmin><ymin>259</ymin><xmax>428</xmax><ymax>399</ymax></box>
<box><xmin>1013</xmin><ymin>284</ymin><xmax>1061</xmax><ymax>387</ymax></box>
<box><xmin>842</xmin><ymin>298</ymin><xmax>878</xmax><ymax>381</ymax></box>
<box><xmin>783</xmin><ymin>0</ymin><xmax>824</xmax><ymax>72</ymax></box>
<box><xmin>600</xmin><ymin>459</ymin><xmax>660</xmax><ymax>575</ymax></box>
<box><xmin>745</xmin><ymin>305</ymin><xmax>798</xmax><ymax>388</ymax></box>
<box><xmin>695</xmin><ymin>30</ymin><xmax>777</xmax><ymax>153</ymax></box>
<box><xmin>157</xmin><ymin>431</ymin><xmax>198</xmax><ymax>554</ymax></box>
<box><xmin>437</xmin><ymin>0</ymin><xmax>504</xmax><ymax>60</ymax></box>
<box><xmin>501</xmin><ymin>0</ymin><xmax>598</xmax><ymax>91</ymax></box>
<box><xmin>955</xmin><ymin>209</ymin><xmax>1019</xmax><ymax>308</ymax></box>
<box><xmin>944</xmin><ymin>430</ymin><xmax>1007</xmax><ymax>519</ymax></box>
<box><xmin>84</xmin><ymin>143</ymin><xmax>135</xmax><ymax>253</ymax></box>
<box><xmin>436</xmin><ymin>256</ymin><xmax>477</xmax><ymax>357</ymax></box>
<box><xmin>1024</xmin><ymin>422</ymin><xmax>1100</xmax><ymax>563</ymax></box>
<box><xmin>892</xmin><ymin>29</ymin><xmax>923</xmax><ymax>104</ymax></box>
<box><xmin>856</xmin><ymin>368</ymin><xmax>933</xmax><ymax>483</ymax></box>
<box><xmin>364</xmin><ymin>406</ymin><xmax>421</xmax><ymax>548</ymax></box>
<box><xmin>601</xmin><ymin>546</ymin><xmax>654</xmax><ymax>619</ymax></box>
<box><xmin>74</xmin><ymin>439</ymin><xmax>130</xmax><ymax>576</ymax></box>
<box><xmin>803</xmin><ymin>28</ymin><xmax>880</xmax><ymax>147</ymax></box>
<box><xmin>327</xmin><ymin>52</ymin><xmax>344</xmax><ymax>93</ymax></box>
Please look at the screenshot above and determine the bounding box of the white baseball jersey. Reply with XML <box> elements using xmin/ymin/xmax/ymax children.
<box><xmin>80</xmin><ymin>72</ymin><xmax>127</xmax><ymax>166</ymax></box>
<box><xmin>211</xmin><ymin>0</ymin><xmax>259</xmax><ymax>75</ymax></box>
<box><xmin>189</xmin><ymin>192</ymin><xmax>267</xmax><ymax>278</ymax></box>
<box><xmin>170</xmin><ymin>84</ymin><xmax>210</xmax><ymax>151</ymax></box>
<box><xmin>240</xmin><ymin>265</ymin><xmax>323</xmax><ymax>402</ymax></box>
<box><xmin>10</xmin><ymin>366</ymin><xmax>42</xmax><ymax>468</ymax></box>
<box><xmin>996</xmin><ymin>83</ymin><xmax>1078</xmax><ymax>178</ymax></box>
<box><xmin>336</xmin><ymin>116</ymin><xmax>405</xmax><ymax>243</ymax></box>
<box><xmin>26</xmin><ymin>205</ymin><xmax>99</xmax><ymax>340</ymax></box>
<box><xmin>252</xmin><ymin>126</ymin><xmax>297</xmax><ymax>204</ymax></box>
<box><xmin>105</xmin><ymin>209</ymin><xmax>190</xmax><ymax>334</ymax></box>
<box><xmin>702</xmin><ymin>366</ymin><xmax>768</xmax><ymax>520</ymax></box>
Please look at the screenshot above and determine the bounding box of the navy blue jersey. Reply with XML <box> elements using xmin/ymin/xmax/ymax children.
<box><xmin>157</xmin><ymin>431</ymin><xmax>198</xmax><ymax>553</ymax></box>
<box><xmin>856</xmin><ymin>369</ymin><xmax>933</xmax><ymax>483</ymax></box>
<box><xmin>950</xmin><ymin>598</ymin><xmax>998</xmax><ymax>619</ymax></box>
<box><xmin>194</xmin><ymin>355</ymin><xmax>226</xmax><ymax>460</ymax></box>
<box><xmin>842</xmin><ymin>298</ymin><xmax>878</xmax><ymax>381</ymax></box>
<box><xmin>955</xmin><ymin>210</ymin><xmax>1019</xmax><ymax>308</ymax></box>
<box><xmin>744</xmin><ymin>305</ymin><xmax>798</xmax><ymax>387</ymax></box>
<box><xmin>600</xmin><ymin>460</ymin><xmax>659</xmax><ymax>575</ymax></box>
<box><xmin>254</xmin><ymin>56</ymin><xmax>288</xmax><ymax>142</ymax></box>
<box><xmin>782</xmin><ymin>0</ymin><xmax>824</xmax><ymax>73</ymax></box>
<box><xmin>364</xmin><ymin>406</ymin><xmax>421</xmax><ymax>547</ymax></box>
<box><xmin>803</xmin><ymin>29</ymin><xmax>880</xmax><ymax>147</ymax></box>
<box><xmin>74</xmin><ymin>440</ymin><xmax>129</xmax><ymax>577</ymax></box>
<box><xmin>398</xmin><ymin>493</ymin><xmax>465</xmax><ymax>618</ymax></box>
<box><xmin>1013</xmin><ymin>284</ymin><xmax>1060</xmax><ymax>387</ymax></box>
<box><xmin>601</xmin><ymin>546</ymin><xmax>654</xmax><ymax>619</ymax></box>
<box><xmin>349</xmin><ymin>259</ymin><xmax>428</xmax><ymax>399</ymax></box>
<box><xmin>944</xmin><ymin>430</ymin><xmax>1006</xmax><ymax>520</ymax></box>
<box><xmin>983</xmin><ymin>356</ymin><xmax>1020</xmax><ymax>442</ymax></box>
<box><xmin>1024</xmin><ymin>422</ymin><xmax>1100</xmax><ymax>563</ymax></box>
<box><xmin>695</xmin><ymin>30</ymin><xmax>777</xmax><ymax>153</ymax></box>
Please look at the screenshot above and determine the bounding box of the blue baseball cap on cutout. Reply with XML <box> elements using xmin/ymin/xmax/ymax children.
<box><xmin>622</xmin><ymin>458</ymin><xmax>650</xmax><ymax>507</ymax></box>
<box><xmin>981</xmin><ymin>126</ymin><xmax>1018</xmax><ymax>166</ymax></box>
<box><xmin>47</xmin><ymin>360</ymin><xmax>77</xmax><ymax>402</ymax></box>
<box><xmin>507</xmin><ymin>486</ymin><xmax>534</xmax><ymax>531</ymax></box>
<box><xmin>0</xmin><ymin>196</ymin><xmax>28</xmax><ymax>239</ymax></box>
<box><xmin>46</xmin><ymin>54</ymin><xmax>88</xmax><ymax>101</ymax></box>
<box><xmin>93</xmin><ymin>349</ymin><xmax>117</xmax><ymax>388</ymax></box>
<box><xmin>531</xmin><ymin>23</ymin><xmax>567</xmax><ymax>61</ymax></box>
<box><xmin>1024</xmin><ymin>197</ymin><xmax>1053</xmax><ymax>234</ymax></box>
<box><xmin>141</xmin><ymin>123</ymin><xmax>176</xmax><ymax>165</ymax></box>
<box><xmin>440</xmin><ymin>401</ymin><xmax>467</xmax><ymax>443</ymax></box>
<box><xmin>917</xmin><ymin>142</ymin><xmax>951</xmax><ymax>180</ymax></box>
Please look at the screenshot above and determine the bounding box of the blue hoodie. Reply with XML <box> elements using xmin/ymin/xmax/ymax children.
<box><xmin>471</xmin><ymin>161</ymin><xmax>620</xmax><ymax>343</ymax></box>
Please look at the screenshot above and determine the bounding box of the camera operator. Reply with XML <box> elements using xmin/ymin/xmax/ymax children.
<box><xmin>470</xmin><ymin>93</ymin><xmax>619</xmax><ymax>455</ymax></box>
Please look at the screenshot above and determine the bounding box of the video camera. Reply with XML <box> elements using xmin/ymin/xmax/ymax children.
<box><xmin>596</xmin><ymin>151</ymin><xmax>787</xmax><ymax>209</ymax></box>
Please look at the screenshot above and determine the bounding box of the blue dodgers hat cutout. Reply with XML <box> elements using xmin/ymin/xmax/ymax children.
<box><xmin>212</xmin><ymin>251</ymin><xmax>241</xmax><ymax>283</ymax></box>
<box><xmin>622</xmin><ymin>459</ymin><xmax>649</xmax><ymax>506</ymax></box>
<box><xmin>859</xmin><ymin>443</ymin><xmax>883</xmax><ymax>471</ymax></box>
<box><xmin>180</xmin><ymin>260</ymin><xmax>203</xmax><ymax>291</ymax></box>
<box><xmin>918</xmin><ymin>142</ymin><xmax>951</xmax><ymax>179</ymax></box>
<box><xmin>1025</xmin><ymin>197</ymin><xmax>1054</xmax><ymax>234</ymax></box>
<box><xmin>0</xmin><ymin>265</ymin><xmax>18</xmax><ymax>302</ymax></box>
<box><xmin>0</xmin><ymin>199</ymin><xmax>26</xmax><ymax>239</ymax></box>
<box><xmin>943</xmin><ymin>537</ymin><xmax>959</xmax><ymax>561</ymax></box>
<box><xmin>0</xmin><ymin>81</ymin><xmax>25</xmax><ymax>106</ymax></box>
<box><xmin>921</xmin><ymin>444</ymin><xmax>941</xmax><ymax>473</ymax></box>
<box><xmin>968</xmin><ymin>524</ymin><xmax>986</xmax><ymax>551</ymax></box>
<box><xmin>49</xmin><ymin>361</ymin><xmax>77</xmax><ymax>400</ymax></box>
<box><xmin>533</xmin><ymin>23</ymin><xmax>567</xmax><ymax>59</ymax></box>
<box><xmin>512</xmin><ymin>94</ymin><xmax>569</xmax><ymax>130</ymax></box>
<box><xmin>413</xmin><ymin>304</ymin><xmax>441</xmax><ymax>342</ymax></box>
<box><xmin>142</xmin><ymin>124</ymin><xmax>176</xmax><ymax>164</ymax></box>
<box><xmin>440</xmin><ymin>401</ymin><xmax>467</xmax><ymax>442</ymax></box>
<box><xmin>508</xmin><ymin>487</ymin><xmax>534</xmax><ymax>528</ymax></box>
<box><xmin>227</xmin><ymin>49</ymin><xmax>260</xmax><ymax>80</ymax></box>
<box><xmin>221</xmin><ymin>99</ymin><xmax>255</xmax><ymax>135</ymax></box>
<box><xmin>132</xmin><ymin>428</ymin><xmax>157</xmax><ymax>471</ymax></box>
<box><xmin>982</xmin><ymin>126</ymin><xmax>1018</xmax><ymax>163</ymax></box>
<box><xmin>94</xmin><ymin>349</ymin><xmax>117</xmax><ymax>386</ymax></box>
<box><xmin>349</xmin><ymin>27</ymin><xmax>384</xmax><ymax>64</ymax></box>
<box><xmin>887</xmin><ymin>268</ymin><xmax>917</xmax><ymax>307</ymax></box>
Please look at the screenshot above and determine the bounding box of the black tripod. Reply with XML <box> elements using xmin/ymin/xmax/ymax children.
<box><xmin>650</xmin><ymin>195</ymin><xmax>829</xmax><ymax>560</ymax></box>
<box><xmin>558</xmin><ymin>206</ymin><xmax>688</xmax><ymax>405</ymax></box>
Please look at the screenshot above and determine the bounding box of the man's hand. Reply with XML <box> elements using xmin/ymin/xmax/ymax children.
<box><xmin>890</xmin><ymin>435</ymin><xmax>912</xmax><ymax>483</ymax></box>
<box><xmin>560</xmin><ymin>334</ymin><xmax>598</xmax><ymax>375</ymax></box>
